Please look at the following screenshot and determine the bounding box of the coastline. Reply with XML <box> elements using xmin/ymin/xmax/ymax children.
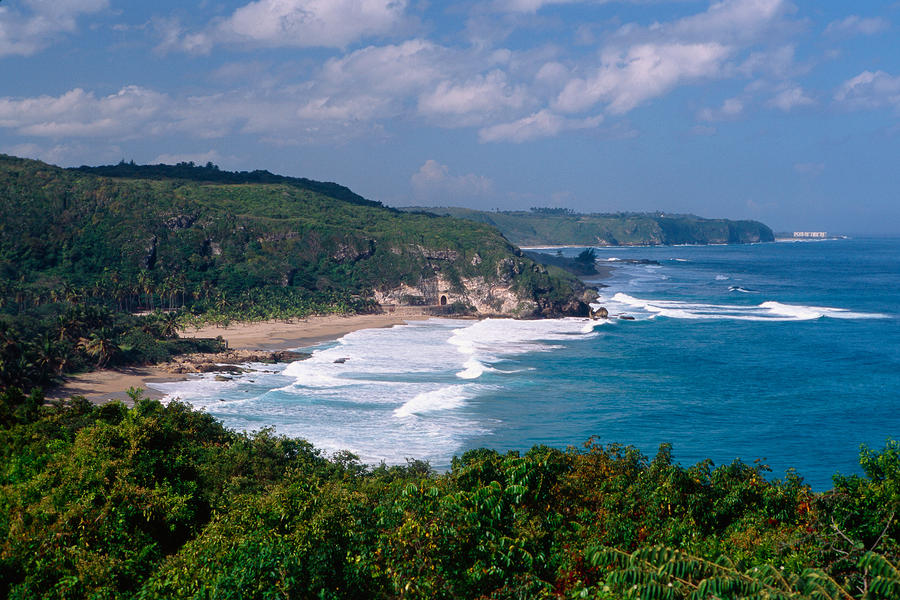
<box><xmin>46</xmin><ymin>307</ymin><xmax>433</xmax><ymax>405</ymax></box>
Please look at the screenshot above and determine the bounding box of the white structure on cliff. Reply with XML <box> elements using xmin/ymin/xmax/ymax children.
<box><xmin>793</xmin><ymin>231</ymin><xmax>827</xmax><ymax>238</ymax></box>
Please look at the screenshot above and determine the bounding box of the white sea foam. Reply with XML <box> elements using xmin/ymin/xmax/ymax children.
<box><xmin>394</xmin><ymin>385</ymin><xmax>476</xmax><ymax>417</ymax></box>
<box><xmin>156</xmin><ymin>316</ymin><xmax>602</xmax><ymax>468</ymax></box>
<box><xmin>597</xmin><ymin>292</ymin><xmax>887</xmax><ymax>322</ymax></box>
<box><xmin>447</xmin><ymin>317</ymin><xmax>597</xmax><ymax>379</ymax></box>
<box><xmin>715</xmin><ymin>274</ymin><xmax>729</xmax><ymax>281</ymax></box>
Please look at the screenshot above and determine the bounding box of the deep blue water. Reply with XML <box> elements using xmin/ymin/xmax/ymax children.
<box><xmin>153</xmin><ymin>238</ymin><xmax>900</xmax><ymax>490</ymax></box>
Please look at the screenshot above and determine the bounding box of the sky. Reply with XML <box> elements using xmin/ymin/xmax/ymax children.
<box><xmin>1</xmin><ymin>1</ymin><xmax>899</xmax><ymax>234</ymax></box>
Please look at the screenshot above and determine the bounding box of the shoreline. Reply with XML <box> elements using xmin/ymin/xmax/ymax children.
<box><xmin>47</xmin><ymin>307</ymin><xmax>433</xmax><ymax>405</ymax></box>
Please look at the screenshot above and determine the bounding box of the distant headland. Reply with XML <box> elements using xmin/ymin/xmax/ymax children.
<box><xmin>400</xmin><ymin>206</ymin><xmax>775</xmax><ymax>247</ymax></box>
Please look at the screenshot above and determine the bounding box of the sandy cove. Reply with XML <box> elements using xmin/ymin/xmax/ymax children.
<box><xmin>47</xmin><ymin>307</ymin><xmax>433</xmax><ymax>404</ymax></box>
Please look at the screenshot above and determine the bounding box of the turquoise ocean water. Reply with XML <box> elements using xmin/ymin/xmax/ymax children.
<box><xmin>152</xmin><ymin>238</ymin><xmax>900</xmax><ymax>490</ymax></box>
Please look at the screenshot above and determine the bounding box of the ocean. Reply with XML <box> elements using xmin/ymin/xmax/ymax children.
<box><xmin>152</xmin><ymin>237</ymin><xmax>900</xmax><ymax>490</ymax></box>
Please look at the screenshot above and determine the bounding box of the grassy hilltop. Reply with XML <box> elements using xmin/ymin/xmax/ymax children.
<box><xmin>402</xmin><ymin>206</ymin><xmax>775</xmax><ymax>247</ymax></box>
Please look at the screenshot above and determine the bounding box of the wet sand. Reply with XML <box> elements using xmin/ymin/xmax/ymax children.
<box><xmin>47</xmin><ymin>308</ymin><xmax>431</xmax><ymax>404</ymax></box>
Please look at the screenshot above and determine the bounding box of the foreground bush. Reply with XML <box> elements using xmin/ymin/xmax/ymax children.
<box><xmin>0</xmin><ymin>394</ymin><xmax>897</xmax><ymax>599</ymax></box>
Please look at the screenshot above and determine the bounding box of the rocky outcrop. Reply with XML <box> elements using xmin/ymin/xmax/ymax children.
<box><xmin>332</xmin><ymin>239</ymin><xmax>376</xmax><ymax>263</ymax></box>
<box><xmin>165</xmin><ymin>214</ymin><xmax>197</xmax><ymax>230</ymax></box>
<box><xmin>143</xmin><ymin>235</ymin><xmax>158</xmax><ymax>269</ymax></box>
<box><xmin>163</xmin><ymin>349</ymin><xmax>310</xmax><ymax>374</ymax></box>
<box><xmin>374</xmin><ymin>272</ymin><xmax>588</xmax><ymax>318</ymax></box>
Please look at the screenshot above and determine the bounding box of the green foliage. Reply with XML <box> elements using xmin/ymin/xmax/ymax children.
<box><xmin>0</xmin><ymin>154</ymin><xmax>585</xmax><ymax>391</ymax></box>
<box><xmin>1</xmin><ymin>397</ymin><xmax>897</xmax><ymax>599</ymax></box>
<box><xmin>404</xmin><ymin>206</ymin><xmax>775</xmax><ymax>247</ymax></box>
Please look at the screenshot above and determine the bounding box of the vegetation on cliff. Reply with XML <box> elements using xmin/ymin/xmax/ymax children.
<box><xmin>402</xmin><ymin>206</ymin><xmax>775</xmax><ymax>247</ymax></box>
<box><xmin>0</xmin><ymin>391</ymin><xmax>896</xmax><ymax>599</ymax></box>
<box><xmin>0</xmin><ymin>155</ymin><xmax>585</xmax><ymax>390</ymax></box>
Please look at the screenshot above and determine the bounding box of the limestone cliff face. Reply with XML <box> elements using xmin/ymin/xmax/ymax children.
<box><xmin>371</xmin><ymin>243</ymin><xmax>589</xmax><ymax>318</ymax></box>
<box><xmin>374</xmin><ymin>271</ymin><xmax>589</xmax><ymax>318</ymax></box>
<box><xmin>374</xmin><ymin>275</ymin><xmax>537</xmax><ymax>317</ymax></box>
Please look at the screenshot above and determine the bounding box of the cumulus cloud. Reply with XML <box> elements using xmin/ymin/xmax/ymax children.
<box><xmin>492</xmin><ymin>0</ymin><xmax>592</xmax><ymax>13</ymax></box>
<box><xmin>824</xmin><ymin>15</ymin><xmax>889</xmax><ymax>38</ymax></box>
<box><xmin>658</xmin><ymin>0</ymin><xmax>793</xmax><ymax>45</ymax></box>
<box><xmin>418</xmin><ymin>70</ymin><xmax>529</xmax><ymax>126</ymax></box>
<box><xmin>767</xmin><ymin>85</ymin><xmax>814</xmax><ymax>111</ymax></box>
<box><xmin>165</xmin><ymin>0</ymin><xmax>410</xmax><ymax>53</ymax></box>
<box><xmin>697</xmin><ymin>97</ymin><xmax>745</xmax><ymax>121</ymax></box>
<box><xmin>555</xmin><ymin>42</ymin><xmax>730</xmax><ymax>114</ymax></box>
<box><xmin>410</xmin><ymin>160</ymin><xmax>494</xmax><ymax>204</ymax></box>
<box><xmin>0</xmin><ymin>0</ymin><xmax>108</xmax><ymax>57</ymax></box>
<box><xmin>0</xmin><ymin>86</ymin><xmax>168</xmax><ymax>138</ymax></box>
<box><xmin>834</xmin><ymin>71</ymin><xmax>900</xmax><ymax>110</ymax></box>
<box><xmin>551</xmin><ymin>0</ymin><xmax>796</xmax><ymax>116</ymax></box>
<box><xmin>479</xmin><ymin>109</ymin><xmax>602</xmax><ymax>142</ymax></box>
<box><xmin>0</xmin><ymin>0</ymin><xmax>815</xmax><ymax>151</ymax></box>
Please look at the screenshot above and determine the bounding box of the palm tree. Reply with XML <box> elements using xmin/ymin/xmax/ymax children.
<box><xmin>137</xmin><ymin>270</ymin><xmax>152</xmax><ymax>311</ymax></box>
<box><xmin>77</xmin><ymin>329</ymin><xmax>120</xmax><ymax>368</ymax></box>
<box><xmin>159</xmin><ymin>311</ymin><xmax>180</xmax><ymax>338</ymax></box>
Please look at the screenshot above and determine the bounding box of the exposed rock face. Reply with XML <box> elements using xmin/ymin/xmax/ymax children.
<box><xmin>374</xmin><ymin>275</ymin><xmax>532</xmax><ymax>316</ymax></box>
<box><xmin>419</xmin><ymin>248</ymin><xmax>459</xmax><ymax>261</ymax></box>
<box><xmin>165</xmin><ymin>215</ymin><xmax>196</xmax><ymax>230</ymax></box>
<box><xmin>163</xmin><ymin>349</ymin><xmax>310</xmax><ymax>374</ymax></box>
<box><xmin>143</xmin><ymin>236</ymin><xmax>158</xmax><ymax>269</ymax></box>
<box><xmin>374</xmin><ymin>273</ymin><xmax>588</xmax><ymax>318</ymax></box>
<box><xmin>332</xmin><ymin>239</ymin><xmax>376</xmax><ymax>263</ymax></box>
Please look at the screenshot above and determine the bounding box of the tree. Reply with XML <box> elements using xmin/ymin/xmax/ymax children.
<box><xmin>77</xmin><ymin>329</ymin><xmax>120</xmax><ymax>367</ymax></box>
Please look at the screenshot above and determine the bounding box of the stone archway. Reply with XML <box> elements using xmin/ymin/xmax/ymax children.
<box><xmin>440</xmin><ymin>295</ymin><xmax>448</xmax><ymax>306</ymax></box>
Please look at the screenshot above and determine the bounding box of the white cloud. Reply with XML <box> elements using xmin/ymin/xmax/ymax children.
<box><xmin>0</xmin><ymin>86</ymin><xmax>168</xmax><ymax>138</ymax></box>
<box><xmin>658</xmin><ymin>0</ymin><xmax>793</xmax><ymax>45</ymax></box>
<box><xmin>767</xmin><ymin>85</ymin><xmax>814</xmax><ymax>111</ymax></box>
<box><xmin>834</xmin><ymin>71</ymin><xmax>900</xmax><ymax>110</ymax></box>
<box><xmin>698</xmin><ymin>97</ymin><xmax>744</xmax><ymax>121</ymax></box>
<box><xmin>418</xmin><ymin>70</ymin><xmax>529</xmax><ymax>126</ymax></box>
<box><xmin>555</xmin><ymin>42</ymin><xmax>730</xmax><ymax>114</ymax></box>
<box><xmin>824</xmin><ymin>15</ymin><xmax>889</xmax><ymax>37</ymax></box>
<box><xmin>169</xmin><ymin>0</ymin><xmax>410</xmax><ymax>53</ymax></box>
<box><xmin>0</xmin><ymin>0</ymin><xmax>108</xmax><ymax>57</ymax></box>
<box><xmin>410</xmin><ymin>160</ymin><xmax>494</xmax><ymax>204</ymax></box>
<box><xmin>551</xmin><ymin>0</ymin><xmax>796</xmax><ymax>116</ymax></box>
<box><xmin>492</xmin><ymin>0</ymin><xmax>592</xmax><ymax>13</ymax></box>
<box><xmin>478</xmin><ymin>109</ymin><xmax>602</xmax><ymax>142</ymax></box>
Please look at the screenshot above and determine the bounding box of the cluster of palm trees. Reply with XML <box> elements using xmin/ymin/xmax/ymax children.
<box><xmin>0</xmin><ymin>305</ymin><xmax>184</xmax><ymax>392</ymax></box>
<box><xmin>0</xmin><ymin>269</ymin><xmax>196</xmax><ymax>315</ymax></box>
<box><xmin>0</xmin><ymin>272</ymin><xmax>375</xmax><ymax>393</ymax></box>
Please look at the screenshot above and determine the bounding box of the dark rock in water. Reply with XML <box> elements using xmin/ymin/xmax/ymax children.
<box><xmin>214</xmin><ymin>375</ymin><xmax>232</xmax><ymax>382</ymax></box>
<box><xmin>334</xmin><ymin>357</ymin><xmax>349</xmax><ymax>364</ymax></box>
<box><xmin>272</xmin><ymin>350</ymin><xmax>311</xmax><ymax>363</ymax></box>
<box><xmin>591</xmin><ymin>306</ymin><xmax>609</xmax><ymax>319</ymax></box>
<box><xmin>197</xmin><ymin>364</ymin><xmax>245</xmax><ymax>374</ymax></box>
<box><xmin>619</xmin><ymin>315</ymin><xmax>635</xmax><ymax>320</ymax></box>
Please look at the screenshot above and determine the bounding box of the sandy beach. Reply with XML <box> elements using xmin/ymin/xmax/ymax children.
<box><xmin>47</xmin><ymin>307</ymin><xmax>432</xmax><ymax>404</ymax></box>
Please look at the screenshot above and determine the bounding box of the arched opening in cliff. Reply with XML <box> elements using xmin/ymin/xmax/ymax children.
<box><xmin>440</xmin><ymin>295</ymin><xmax>447</xmax><ymax>306</ymax></box>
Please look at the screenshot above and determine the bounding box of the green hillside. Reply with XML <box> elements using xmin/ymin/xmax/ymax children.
<box><xmin>402</xmin><ymin>206</ymin><xmax>775</xmax><ymax>246</ymax></box>
<box><xmin>0</xmin><ymin>155</ymin><xmax>582</xmax><ymax>310</ymax></box>
<box><xmin>0</xmin><ymin>155</ymin><xmax>585</xmax><ymax>391</ymax></box>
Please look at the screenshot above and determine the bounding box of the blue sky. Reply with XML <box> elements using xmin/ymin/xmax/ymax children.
<box><xmin>1</xmin><ymin>1</ymin><xmax>899</xmax><ymax>233</ymax></box>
